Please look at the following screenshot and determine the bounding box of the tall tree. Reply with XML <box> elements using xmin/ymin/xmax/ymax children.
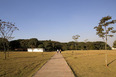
<box><xmin>0</xmin><ymin>19</ymin><xmax>18</xmax><ymax>59</ymax></box>
<box><xmin>72</xmin><ymin>35</ymin><xmax>80</xmax><ymax>50</ymax></box>
<box><xmin>94</xmin><ymin>16</ymin><xmax>116</xmax><ymax>66</ymax></box>
<box><xmin>94</xmin><ymin>16</ymin><xmax>116</xmax><ymax>49</ymax></box>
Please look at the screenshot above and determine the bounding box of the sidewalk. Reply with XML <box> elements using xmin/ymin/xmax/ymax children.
<box><xmin>33</xmin><ymin>53</ymin><xmax>75</xmax><ymax>77</ymax></box>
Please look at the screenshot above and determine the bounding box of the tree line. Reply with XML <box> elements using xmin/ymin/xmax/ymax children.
<box><xmin>0</xmin><ymin>38</ymin><xmax>112</xmax><ymax>51</ymax></box>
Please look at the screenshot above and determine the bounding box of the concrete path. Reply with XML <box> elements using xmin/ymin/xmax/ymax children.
<box><xmin>33</xmin><ymin>53</ymin><xmax>75</xmax><ymax>77</ymax></box>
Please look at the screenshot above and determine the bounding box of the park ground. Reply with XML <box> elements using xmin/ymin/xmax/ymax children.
<box><xmin>62</xmin><ymin>50</ymin><xmax>116</xmax><ymax>77</ymax></box>
<box><xmin>0</xmin><ymin>50</ymin><xmax>116</xmax><ymax>77</ymax></box>
<box><xmin>0</xmin><ymin>52</ymin><xmax>55</xmax><ymax>77</ymax></box>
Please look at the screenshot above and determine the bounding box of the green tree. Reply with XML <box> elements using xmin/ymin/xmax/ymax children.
<box><xmin>9</xmin><ymin>39</ymin><xmax>22</xmax><ymax>51</ymax></box>
<box><xmin>0</xmin><ymin>19</ymin><xmax>18</xmax><ymax>59</ymax></box>
<box><xmin>61</xmin><ymin>43</ymin><xmax>68</xmax><ymax>51</ymax></box>
<box><xmin>94</xmin><ymin>16</ymin><xmax>116</xmax><ymax>66</ymax></box>
<box><xmin>43</xmin><ymin>41</ymin><xmax>52</xmax><ymax>51</ymax></box>
<box><xmin>77</xmin><ymin>42</ymin><xmax>86</xmax><ymax>50</ymax></box>
<box><xmin>93</xmin><ymin>41</ymin><xmax>111</xmax><ymax>50</ymax></box>
<box><xmin>68</xmin><ymin>42</ymin><xmax>75</xmax><ymax>50</ymax></box>
<box><xmin>0</xmin><ymin>38</ymin><xmax>9</xmax><ymax>51</ymax></box>
<box><xmin>38</xmin><ymin>44</ymin><xmax>44</xmax><ymax>48</ymax></box>
<box><xmin>86</xmin><ymin>42</ymin><xmax>94</xmax><ymax>50</ymax></box>
<box><xmin>28</xmin><ymin>38</ymin><xmax>38</xmax><ymax>52</ymax></box>
<box><xmin>94</xmin><ymin>16</ymin><xmax>116</xmax><ymax>50</ymax></box>
<box><xmin>20</xmin><ymin>39</ymin><xmax>29</xmax><ymax>50</ymax></box>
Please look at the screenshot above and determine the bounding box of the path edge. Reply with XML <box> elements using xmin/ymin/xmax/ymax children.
<box><xmin>61</xmin><ymin>53</ymin><xmax>77</xmax><ymax>77</ymax></box>
<box><xmin>31</xmin><ymin>53</ymin><xmax>56</xmax><ymax>77</ymax></box>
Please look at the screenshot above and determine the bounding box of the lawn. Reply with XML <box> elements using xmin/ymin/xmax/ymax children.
<box><xmin>62</xmin><ymin>50</ymin><xmax>116</xmax><ymax>77</ymax></box>
<box><xmin>0</xmin><ymin>52</ymin><xmax>55</xmax><ymax>77</ymax></box>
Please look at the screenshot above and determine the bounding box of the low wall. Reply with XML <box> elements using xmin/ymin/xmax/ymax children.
<box><xmin>27</xmin><ymin>48</ymin><xmax>44</xmax><ymax>52</ymax></box>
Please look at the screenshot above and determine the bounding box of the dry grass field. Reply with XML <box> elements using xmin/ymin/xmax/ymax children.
<box><xmin>62</xmin><ymin>50</ymin><xmax>116</xmax><ymax>77</ymax></box>
<box><xmin>0</xmin><ymin>52</ymin><xmax>55</xmax><ymax>77</ymax></box>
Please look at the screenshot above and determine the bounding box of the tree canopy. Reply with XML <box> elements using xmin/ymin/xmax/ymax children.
<box><xmin>0</xmin><ymin>38</ymin><xmax>111</xmax><ymax>51</ymax></box>
<box><xmin>94</xmin><ymin>16</ymin><xmax>116</xmax><ymax>50</ymax></box>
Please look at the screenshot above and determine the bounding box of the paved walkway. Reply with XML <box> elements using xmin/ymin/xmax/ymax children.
<box><xmin>33</xmin><ymin>53</ymin><xmax>75</xmax><ymax>77</ymax></box>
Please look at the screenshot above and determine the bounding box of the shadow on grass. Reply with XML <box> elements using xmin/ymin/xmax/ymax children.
<box><xmin>107</xmin><ymin>59</ymin><xmax>116</xmax><ymax>66</ymax></box>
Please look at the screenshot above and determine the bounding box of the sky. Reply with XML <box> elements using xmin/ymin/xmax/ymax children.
<box><xmin>0</xmin><ymin>0</ymin><xmax>116</xmax><ymax>46</ymax></box>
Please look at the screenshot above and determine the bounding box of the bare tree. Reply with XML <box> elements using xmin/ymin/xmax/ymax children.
<box><xmin>0</xmin><ymin>19</ymin><xmax>19</xmax><ymax>59</ymax></box>
<box><xmin>94</xmin><ymin>16</ymin><xmax>116</xmax><ymax>66</ymax></box>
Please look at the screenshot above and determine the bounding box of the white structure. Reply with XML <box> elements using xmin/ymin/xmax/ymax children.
<box><xmin>112</xmin><ymin>47</ymin><xmax>116</xmax><ymax>50</ymax></box>
<box><xmin>27</xmin><ymin>48</ymin><xmax>45</xmax><ymax>52</ymax></box>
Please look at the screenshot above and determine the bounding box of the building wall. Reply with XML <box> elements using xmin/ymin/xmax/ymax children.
<box><xmin>27</xmin><ymin>48</ymin><xmax>44</xmax><ymax>52</ymax></box>
<box><xmin>112</xmin><ymin>47</ymin><xmax>116</xmax><ymax>50</ymax></box>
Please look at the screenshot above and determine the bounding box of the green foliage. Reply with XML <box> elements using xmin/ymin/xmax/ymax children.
<box><xmin>38</xmin><ymin>44</ymin><xmax>44</xmax><ymax>48</ymax></box>
<box><xmin>94</xmin><ymin>16</ymin><xmax>116</xmax><ymax>50</ymax></box>
<box><xmin>20</xmin><ymin>40</ymin><xmax>29</xmax><ymax>48</ymax></box>
<box><xmin>0</xmin><ymin>38</ymin><xmax>9</xmax><ymax>51</ymax></box>
<box><xmin>77</xmin><ymin>42</ymin><xmax>86</xmax><ymax>50</ymax></box>
<box><xmin>61</xmin><ymin>43</ymin><xmax>68</xmax><ymax>50</ymax></box>
<box><xmin>0</xmin><ymin>38</ymin><xmax>111</xmax><ymax>51</ymax></box>
<box><xmin>28</xmin><ymin>38</ymin><xmax>38</xmax><ymax>48</ymax></box>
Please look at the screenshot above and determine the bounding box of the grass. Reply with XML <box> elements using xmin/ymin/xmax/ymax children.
<box><xmin>62</xmin><ymin>50</ymin><xmax>116</xmax><ymax>77</ymax></box>
<box><xmin>0</xmin><ymin>52</ymin><xmax>55</xmax><ymax>77</ymax></box>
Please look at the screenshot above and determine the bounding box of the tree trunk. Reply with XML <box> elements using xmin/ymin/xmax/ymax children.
<box><xmin>8</xmin><ymin>48</ymin><xmax>9</xmax><ymax>57</ymax></box>
<box><xmin>105</xmin><ymin>52</ymin><xmax>108</xmax><ymax>66</ymax></box>
<box><xmin>105</xmin><ymin>26</ymin><xmax>108</xmax><ymax>67</ymax></box>
<box><xmin>105</xmin><ymin>26</ymin><xmax>107</xmax><ymax>50</ymax></box>
<box><xmin>2</xmin><ymin>38</ymin><xmax>7</xmax><ymax>60</ymax></box>
<box><xmin>6</xmin><ymin>40</ymin><xmax>10</xmax><ymax>58</ymax></box>
<box><xmin>3</xmin><ymin>43</ymin><xmax>6</xmax><ymax>59</ymax></box>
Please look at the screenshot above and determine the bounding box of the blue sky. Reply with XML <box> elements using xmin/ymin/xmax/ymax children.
<box><xmin>0</xmin><ymin>0</ymin><xmax>116</xmax><ymax>46</ymax></box>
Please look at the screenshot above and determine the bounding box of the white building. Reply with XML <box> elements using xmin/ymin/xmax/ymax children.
<box><xmin>112</xmin><ymin>47</ymin><xmax>116</xmax><ymax>50</ymax></box>
<box><xmin>27</xmin><ymin>48</ymin><xmax>45</xmax><ymax>52</ymax></box>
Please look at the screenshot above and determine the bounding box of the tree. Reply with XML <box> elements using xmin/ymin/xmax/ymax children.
<box><xmin>0</xmin><ymin>19</ymin><xmax>18</xmax><ymax>59</ymax></box>
<box><xmin>28</xmin><ymin>38</ymin><xmax>38</xmax><ymax>52</ymax></box>
<box><xmin>0</xmin><ymin>38</ymin><xmax>9</xmax><ymax>51</ymax></box>
<box><xmin>20</xmin><ymin>39</ymin><xmax>29</xmax><ymax>50</ymax></box>
<box><xmin>61</xmin><ymin>43</ymin><xmax>68</xmax><ymax>51</ymax></box>
<box><xmin>77</xmin><ymin>42</ymin><xmax>86</xmax><ymax>50</ymax></box>
<box><xmin>72</xmin><ymin>35</ymin><xmax>80</xmax><ymax>50</ymax></box>
<box><xmin>38</xmin><ymin>44</ymin><xmax>44</xmax><ymax>48</ymax></box>
<box><xmin>93</xmin><ymin>41</ymin><xmax>111</xmax><ymax>50</ymax></box>
<box><xmin>68</xmin><ymin>42</ymin><xmax>76</xmax><ymax>50</ymax></box>
<box><xmin>43</xmin><ymin>41</ymin><xmax>53</xmax><ymax>51</ymax></box>
<box><xmin>94</xmin><ymin>16</ymin><xmax>116</xmax><ymax>50</ymax></box>
<box><xmin>113</xmin><ymin>40</ymin><xmax>116</xmax><ymax>48</ymax></box>
<box><xmin>9</xmin><ymin>40</ymin><xmax>21</xmax><ymax>50</ymax></box>
<box><xmin>86</xmin><ymin>42</ymin><xmax>94</xmax><ymax>50</ymax></box>
<box><xmin>72</xmin><ymin>35</ymin><xmax>80</xmax><ymax>42</ymax></box>
<box><xmin>94</xmin><ymin>16</ymin><xmax>116</xmax><ymax>66</ymax></box>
